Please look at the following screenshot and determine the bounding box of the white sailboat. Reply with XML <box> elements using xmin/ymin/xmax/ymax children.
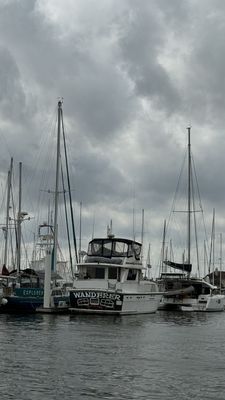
<box><xmin>158</xmin><ymin>127</ymin><xmax>225</xmax><ymax>312</ymax></box>
<box><xmin>36</xmin><ymin>100</ymin><xmax>74</xmax><ymax>313</ymax></box>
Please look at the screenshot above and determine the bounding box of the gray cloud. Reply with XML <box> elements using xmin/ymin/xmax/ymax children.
<box><xmin>0</xmin><ymin>0</ymin><xmax>225</xmax><ymax>275</ymax></box>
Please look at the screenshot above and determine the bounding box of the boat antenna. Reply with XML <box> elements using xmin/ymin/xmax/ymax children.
<box><xmin>92</xmin><ymin>212</ymin><xmax>95</xmax><ymax>239</ymax></box>
<box><xmin>107</xmin><ymin>220</ymin><xmax>114</xmax><ymax>238</ymax></box>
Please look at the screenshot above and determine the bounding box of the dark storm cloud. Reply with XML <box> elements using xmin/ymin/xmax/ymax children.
<box><xmin>0</xmin><ymin>47</ymin><xmax>26</xmax><ymax>122</ymax></box>
<box><xmin>1</xmin><ymin>0</ymin><xmax>225</xmax><ymax>271</ymax></box>
<box><xmin>118</xmin><ymin>1</ymin><xmax>181</xmax><ymax>114</ymax></box>
<box><xmin>0</xmin><ymin>0</ymin><xmax>139</xmax><ymax>141</ymax></box>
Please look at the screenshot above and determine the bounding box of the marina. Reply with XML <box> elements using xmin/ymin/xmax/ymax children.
<box><xmin>1</xmin><ymin>1</ymin><xmax>225</xmax><ymax>399</ymax></box>
<box><xmin>0</xmin><ymin>106</ymin><xmax>225</xmax><ymax>315</ymax></box>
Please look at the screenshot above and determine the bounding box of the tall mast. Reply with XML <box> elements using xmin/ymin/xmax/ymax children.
<box><xmin>219</xmin><ymin>233</ymin><xmax>222</xmax><ymax>294</ymax></box>
<box><xmin>4</xmin><ymin>157</ymin><xmax>13</xmax><ymax>268</ymax></box>
<box><xmin>79</xmin><ymin>201</ymin><xmax>82</xmax><ymax>263</ymax></box>
<box><xmin>61</xmin><ymin>109</ymin><xmax>78</xmax><ymax>265</ymax></box>
<box><xmin>209</xmin><ymin>208</ymin><xmax>215</xmax><ymax>276</ymax></box>
<box><xmin>17</xmin><ymin>162</ymin><xmax>22</xmax><ymax>274</ymax></box>
<box><xmin>141</xmin><ymin>208</ymin><xmax>144</xmax><ymax>262</ymax></box>
<box><xmin>52</xmin><ymin>100</ymin><xmax>62</xmax><ymax>272</ymax></box>
<box><xmin>187</xmin><ymin>127</ymin><xmax>191</xmax><ymax>266</ymax></box>
<box><xmin>146</xmin><ymin>243</ymin><xmax>151</xmax><ymax>278</ymax></box>
<box><xmin>161</xmin><ymin>219</ymin><xmax>166</xmax><ymax>273</ymax></box>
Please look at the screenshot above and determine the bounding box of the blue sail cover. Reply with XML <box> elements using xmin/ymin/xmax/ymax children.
<box><xmin>164</xmin><ymin>260</ymin><xmax>192</xmax><ymax>273</ymax></box>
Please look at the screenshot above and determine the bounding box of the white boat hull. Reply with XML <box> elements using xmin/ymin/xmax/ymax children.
<box><xmin>159</xmin><ymin>294</ymin><xmax>225</xmax><ymax>312</ymax></box>
<box><xmin>69</xmin><ymin>289</ymin><xmax>161</xmax><ymax>315</ymax></box>
<box><xmin>181</xmin><ymin>294</ymin><xmax>225</xmax><ymax>312</ymax></box>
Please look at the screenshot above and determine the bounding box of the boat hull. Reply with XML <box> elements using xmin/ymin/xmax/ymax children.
<box><xmin>69</xmin><ymin>289</ymin><xmax>160</xmax><ymax>315</ymax></box>
<box><xmin>159</xmin><ymin>294</ymin><xmax>225</xmax><ymax>312</ymax></box>
<box><xmin>0</xmin><ymin>288</ymin><xmax>70</xmax><ymax>314</ymax></box>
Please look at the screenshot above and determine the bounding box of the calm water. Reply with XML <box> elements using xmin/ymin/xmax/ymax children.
<box><xmin>0</xmin><ymin>311</ymin><xmax>225</xmax><ymax>400</ymax></box>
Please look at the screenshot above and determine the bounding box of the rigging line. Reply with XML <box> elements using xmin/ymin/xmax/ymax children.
<box><xmin>61</xmin><ymin>108</ymin><xmax>78</xmax><ymax>265</ymax></box>
<box><xmin>191</xmin><ymin>154</ymin><xmax>209</xmax><ymax>254</ymax></box>
<box><xmin>203</xmin><ymin>240</ymin><xmax>208</xmax><ymax>277</ymax></box>
<box><xmin>0</xmin><ymin>176</ymin><xmax>7</xmax><ymax>214</ymax></box>
<box><xmin>208</xmin><ymin>208</ymin><xmax>215</xmax><ymax>275</ymax></box>
<box><xmin>54</xmin><ymin>208</ymin><xmax>66</xmax><ymax>264</ymax></box>
<box><xmin>10</xmin><ymin>164</ymin><xmax>18</xmax><ymax>262</ymax></box>
<box><xmin>191</xmin><ymin>162</ymin><xmax>200</xmax><ymax>277</ymax></box>
<box><xmin>9</xmin><ymin>222</ymin><xmax>15</xmax><ymax>268</ymax></box>
<box><xmin>25</xmin><ymin>106</ymin><xmax>58</xmax><ymax>213</ymax></box>
<box><xmin>166</xmin><ymin>149</ymin><xmax>187</xmax><ymax>239</ymax></box>
<box><xmin>60</xmin><ymin>160</ymin><xmax>73</xmax><ymax>277</ymax></box>
<box><xmin>36</xmin><ymin>114</ymin><xmax>58</xmax><ymax>230</ymax></box>
<box><xmin>0</xmin><ymin>128</ymin><xmax>13</xmax><ymax>161</ymax></box>
<box><xmin>21</xmin><ymin>232</ymin><xmax>30</xmax><ymax>268</ymax></box>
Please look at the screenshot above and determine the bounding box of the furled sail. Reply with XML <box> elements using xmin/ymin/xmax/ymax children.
<box><xmin>164</xmin><ymin>260</ymin><xmax>192</xmax><ymax>273</ymax></box>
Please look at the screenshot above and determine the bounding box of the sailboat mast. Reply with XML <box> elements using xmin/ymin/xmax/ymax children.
<box><xmin>187</xmin><ymin>127</ymin><xmax>191</xmax><ymax>266</ymax></box>
<box><xmin>219</xmin><ymin>233</ymin><xmax>222</xmax><ymax>293</ymax></box>
<box><xmin>17</xmin><ymin>162</ymin><xmax>22</xmax><ymax>274</ymax></box>
<box><xmin>52</xmin><ymin>100</ymin><xmax>62</xmax><ymax>272</ymax></box>
<box><xmin>79</xmin><ymin>201</ymin><xmax>82</xmax><ymax>263</ymax></box>
<box><xmin>141</xmin><ymin>208</ymin><xmax>144</xmax><ymax>262</ymax></box>
<box><xmin>161</xmin><ymin>219</ymin><xmax>166</xmax><ymax>273</ymax></box>
<box><xmin>4</xmin><ymin>157</ymin><xmax>13</xmax><ymax>268</ymax></box>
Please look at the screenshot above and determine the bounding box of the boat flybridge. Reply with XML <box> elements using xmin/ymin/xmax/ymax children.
<box><xmin>69</xmin><ymin>236</ymin><xmax>162</xmax><ymax>314</ymax></box>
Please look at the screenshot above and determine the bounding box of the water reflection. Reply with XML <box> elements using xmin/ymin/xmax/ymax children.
<box><xmin>0</xmin><ymin>310</ymin><xmax>225</xmax><ymax>400</ymax></box>
<box><xmin>157</xmin><ymin>310</ymin><xmax>209</xmax><ymax>326</ymax></box>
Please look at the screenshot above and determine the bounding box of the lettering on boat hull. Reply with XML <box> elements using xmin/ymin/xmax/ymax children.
<box><xmin>70</xmin><ymin>290</ymin><xmax>123</xmax><ymax>311</ymax></box>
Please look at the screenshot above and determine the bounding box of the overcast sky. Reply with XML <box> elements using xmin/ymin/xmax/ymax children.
<box><xmin>0</xmin><ymin>0</ymin><xmax>225</xmax><ymax>276</ymax></box>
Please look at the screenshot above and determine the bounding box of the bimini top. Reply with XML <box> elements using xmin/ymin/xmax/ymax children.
<box><xmin>86</xmin><ymin>238</ymin><xmax>142</xmax><ymax>262</ymax></box>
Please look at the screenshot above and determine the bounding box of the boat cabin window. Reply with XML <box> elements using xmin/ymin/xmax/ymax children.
<box><xmin>108</xmin><ymin>267</ymin><xmax>118</xmax><ymax>279</ymax></box>
<box><xmin>103</xmin><ymin>240</ymin><xmax>112</xmax><ymax>257</ymax></box>
<box><xmin>113</xmin><ymin>242</ymin><xmax>128</xmax><ymax>257</ymax></box>
<box><xmin>88</xmin><ymin>240</ymin><xmax>103</xmax><ymax>256</ymax></box>
<box><xmin>86</xmin><ymin>266</ymin><xmax>105</xmax><ymax>279</ymax></box>
<box><xmin>201</xmin><ymin>286</ymin><xmax>211</xmax><ymax>295</ymax></box>
<box><xmin>127</xmin><ymin>269</ymin><xmax>137</xmax><ymax>281</ymax></box>
<box><xmin>95</xmin><ymin>267</ymin><xmax>105</xmax><ymax>279</ymax></box>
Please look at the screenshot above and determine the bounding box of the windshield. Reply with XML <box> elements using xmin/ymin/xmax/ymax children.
<box><xmin>88</xmin><ymin>239</ymin><xmax>141</xmax><ymax>259</ymax></box>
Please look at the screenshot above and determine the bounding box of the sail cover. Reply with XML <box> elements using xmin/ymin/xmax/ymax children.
<box><xmin>164</xmin><ymin>260</ymin><xmax>192</xmax><ymax>273</ymax></box>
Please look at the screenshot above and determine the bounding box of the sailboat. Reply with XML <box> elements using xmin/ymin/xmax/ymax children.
<box><xmin>158</xmin><ymin>127</ymin><xmax>225</xmax><ymax>312</ymax></box>
<box><xmin>0</xmin><ymin>101</ymin><xmax>74</xmax><ymax>313</ymax></box>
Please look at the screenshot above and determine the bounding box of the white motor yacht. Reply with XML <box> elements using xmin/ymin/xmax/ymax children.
<box><xmin>69</xmin><ymin>236</ymin><xmax>162</xmax><ymax>315</ymax></box>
